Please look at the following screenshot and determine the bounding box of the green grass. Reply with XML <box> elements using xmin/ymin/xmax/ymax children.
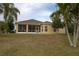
<box><xmin>0</xmin><ymin>33</ymin><xmax>79</xmax><ymax>56</ymax></box>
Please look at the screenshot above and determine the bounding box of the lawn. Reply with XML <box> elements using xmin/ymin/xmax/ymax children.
<box><xmin>0</xmin><ymin>33</ymin><xmax>79</xmax><ymax>56</ymax></box>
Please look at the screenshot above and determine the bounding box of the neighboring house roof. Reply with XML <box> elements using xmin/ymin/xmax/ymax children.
<box><xmin>43</xmin><ymin>21</ymin><xmax>52</xmax><ymax>24</ymax></box>
<box><xmin>16</xmin><ymin>19</ymin><xmax>51</xmax><ymax>25</ymax></box>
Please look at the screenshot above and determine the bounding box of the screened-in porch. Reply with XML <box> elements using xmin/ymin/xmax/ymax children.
<box><xmin>18</xmin><ymin>24</ymin><xmax>41</xmax><ymax>32</ymax></box>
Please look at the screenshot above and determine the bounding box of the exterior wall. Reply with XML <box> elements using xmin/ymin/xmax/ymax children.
<box><xmin>16</xmin><ymin>23</ymin><xmax>65</xmax><ymax>34</ymax></box>
<box><xmin>59</xmin><ymin>28</ymin><xmax>65</xmax><ymax>33</ymax></box>
<box><xmin>40</xmin><ymin>24</ymin><xmax>54</xmax><ymax>34</ymax></box>
<box><xmin>47</xmin><ymin>24</ymin><xmax>54</xmax><ymax>33</ymax></box>
<box><xmin>26</xmin><ymin>24</ymin><xmax>28</xmax><ymax>32</ymax></box>
<box><xmin>16</xmin><ymin>23</ymin><xmax>18</xmax><ymax>33</ymax></box>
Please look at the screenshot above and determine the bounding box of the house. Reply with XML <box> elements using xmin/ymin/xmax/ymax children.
<box><xmin>16</xmin><ymin>19</ymin><xmax>65</xmax><ymax>34</ymax></box>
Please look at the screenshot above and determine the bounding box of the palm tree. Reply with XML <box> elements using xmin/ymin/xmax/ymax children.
<box><xmin>6</xmin><ymin>4</ymin><xmax>20</xmax><ymax>33</ymax></box>
<box><xmin>51</xmin><ymin>4</ymin><xmax>73</xmax><ymax>47</ymax></box>
<box><xmin>1</xmin><ymin>3</ymin><xmax>20</xmax><ymax>21</ymax></box>
<box><xmin>0</xmin><ymin>4</ymin><xmax>3</xmax><ymax>14</ymax></box>
<box><xmin>51</xmin><ymin>3</ymin><xmax>79</xmax><ymax>47</ymax></box>
<box><xmin>69</xmin><ymin>4</ymin><xmax>79</xmax><ymax>47</ymax></box>
<box><xmin>0</xmin><ymin>3</ymin><xmax>20</xmax><ymax>33</ymax></box>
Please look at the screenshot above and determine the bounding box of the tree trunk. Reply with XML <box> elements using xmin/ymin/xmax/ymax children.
<box><xmin>65</xmin><ymin>26</ymin><xmax>67</xmax><ymax>34</ymax></box>
<box><xmin>73</xmin><ymin>24</ymin><xmax>79</xmax><ymax>47</ymax></box>
<box><xmin>73</xmin><ymin>23</ymin><xmax>76</xmax><ymax>47</ymax></box>
<box><xmin>65</xmin><ymin>23</ymin><xmax>73</xmax><ymax>47</ymax></box>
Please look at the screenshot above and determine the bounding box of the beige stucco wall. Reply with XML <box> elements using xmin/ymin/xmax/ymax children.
<box><xmin>16</xmin><ymin>23</ymin><xmax>65</xmax><ymax>34</ymax></box>
<box><xmin>59</xmin><ymin>28</ymin><xmax>65</xmax><ymax>33</ymax></box>
<box><xmin>16</xmin><ymin>23</ymin><xmax>18</xmax><ymax>33</ymax></box>
<box><xmin>39</xmin><ymin>24</ymin><xmax>54</xmax><ymax>34</ymax></box>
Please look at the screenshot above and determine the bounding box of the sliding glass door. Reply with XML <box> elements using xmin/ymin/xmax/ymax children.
<box><xmin>18</xmin><ymin>24</ymin><xmax>26</xmax><ymax>32</ymax></box>
<box><xmin>28</xmin><ymin>25</ymin><xmax>40</xmax><ymax>32</ymax></box>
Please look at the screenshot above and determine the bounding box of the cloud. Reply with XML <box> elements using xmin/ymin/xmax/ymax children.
<box><xmin>0</xmin><ymin>3</ymin><xmax>56</xmax><ymax>22</ymax></box>
<box><xmin>15</xmin><ymin>3</ymin><xmax>44</xmax><ymax>14</ymax></box>
<box><xmin>33</xmin><ymin>10</ymin><xmax>52</xmax><ymax>22</ymax></box>
<box><xmin>0</xmin><ymin>14</ymin><xmax>4</xmax><ymax>21</ymax></box>
<box><xmin>38</xmin><ymin>10</ymin><xmax>52</xmax><ymax>16</ymax></box>
<box><xmin>15</xmin><ymin>3</ymin><xmax>47</xmax><ymax>21</ymax></box>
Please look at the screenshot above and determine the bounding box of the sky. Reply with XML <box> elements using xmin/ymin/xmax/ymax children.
<box><xmin>0</xmin><ymin>3</ymin><xmax>57</xmax><ymax>22</ymax></box>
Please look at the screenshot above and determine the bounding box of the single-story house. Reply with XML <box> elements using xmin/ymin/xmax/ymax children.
<box><xmin>16</xmin><ymin>19</ymin><xmax>65</xmax><ymax>34</ymax></box>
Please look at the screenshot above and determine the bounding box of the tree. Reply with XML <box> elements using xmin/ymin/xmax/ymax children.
<box><xmin>0</xmin><ymin>3</ymin><xmax>20</xmax><ymax>33</ymax></box>
<box><xmin>69</xmin><ymin>4</ymin><xmax>79</xmax><ymax>47</ymax></box>
<box><xmin>7</xmin><ymin>16</ymin><xmax>14</xmax><ymax>33</ymax></box>
<box><xmin>51</xmin><ymin>11</ymin><xmax>64</xmax><ymax>32</ymax></box>
<box><xmin>0</xmin><ymin>21</ymin><xmax>8</xmax><ymax>33</ymax></box>
<box><xmin>50</xmin><ymin>3</ymin><xmax>79</xmax><ymax>47</ymax></box>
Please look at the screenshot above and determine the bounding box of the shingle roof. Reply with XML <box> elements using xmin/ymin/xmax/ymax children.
<box><xmin>16</xmin><ymin>19</ymin><xmax>51</xmax><ymax>25</ymax></box>
<box><xmin>43</xmin><ymin>21</ymin><xmax>52</xmax><ymax>24</ymax></box>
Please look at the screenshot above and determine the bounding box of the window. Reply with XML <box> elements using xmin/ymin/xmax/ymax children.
<box><xmin>45</xmin><ymin>26</ymin><xmax>48</xmax><ymax>32</ymax></box>
<box><xmin>18</xmin><ymin>24</ymin><xmax>26</xmax><ymax>32</ymax></box>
